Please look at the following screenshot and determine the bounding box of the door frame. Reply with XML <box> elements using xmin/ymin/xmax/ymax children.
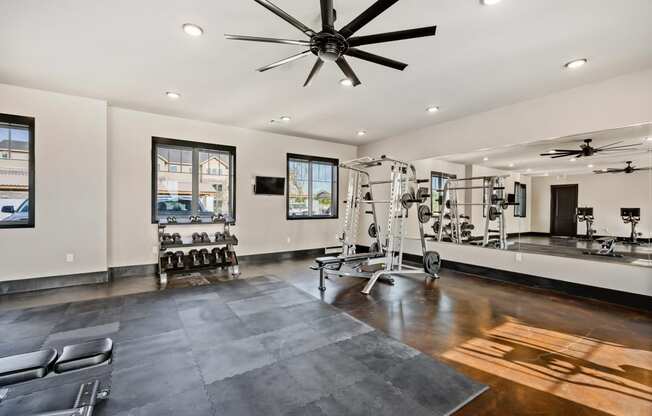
<box><xmin>550</xmin><ymin>184</ymin><xmax>578</xmax><ymax>236</ymax></box>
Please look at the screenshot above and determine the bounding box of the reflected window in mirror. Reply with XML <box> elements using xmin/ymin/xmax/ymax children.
<box><xmin>431</xmin><ymin>171</ymin><xmax>456</xmax><ymax>214</ymax></box>
<box><xmin>514</xmin><ymin>182</ymin><xmax>527</xmax><ymax>217</ymax></box>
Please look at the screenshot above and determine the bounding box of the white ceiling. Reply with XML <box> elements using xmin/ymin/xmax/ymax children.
<box><xmin>1</xmin><ymin>0</ymin><xmax>651</xmax><ymax>145</ymax></box>
<box><xmin>439</xmin><ymin>123</ymin><xmax>652</xmax><ymax>176</ymax></box>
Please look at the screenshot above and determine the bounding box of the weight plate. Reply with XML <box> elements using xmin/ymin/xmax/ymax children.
<box><xmin>423</xmin><ymin>251</ymin><xmax>441</xmax><ymax>276</ymax></box>
<box><xmin>417</xmin><ymin>205</ymin><xmax>432</xmax><ymax>224</ymax></box>
<box><xmin>416</xmin><ymin>187</ymin><xmax>429</xmax><ymax>203</ymax></box>
<box><xmin>363</xmin><ymin>191</ymin><xmax>372</xmax><ymax>201</ymax></box>
<box><xmin>370</xmin><ymin>241</ymin><xmax>380</xmax><ymax>253</ymax></box>
<box><xmin>488</xmin><ymin>206</ymin><xmax>499</xmax><ymax>221</ymax></box>
<box><xmin>401</xmin><ymin>193</ymin><xmax>414</xmax><ymax>209</ymax></box>
<box><xmin>368</xmin><ymin>223</ymin><xmax>378</xmax><ymax>238</ymax></box>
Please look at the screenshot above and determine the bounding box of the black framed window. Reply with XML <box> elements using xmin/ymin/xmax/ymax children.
<box><xmin>152</xmin><ymin>137</ymin><xmax>236</xmax><ymax>224</ymax></box>
<box><xmin>287</xmin><ymin>153</ymin><xmax>338</xmax><ymax>219</ymax></box>
<box><xmin>0</xmin><ymin>113</ymin><xmax>35</xmax><ymax>228</ymax></box>
<box><xmin>431</xmin><ymin>171</ymin><xmax>456</xmax><ymax>213</ymax></box>
<box><xmin>514</xmin><ymin>182</ymin><xmax>527</xmax><ymax>217</ymax></box>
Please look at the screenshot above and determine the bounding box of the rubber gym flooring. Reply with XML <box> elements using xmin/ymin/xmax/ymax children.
<box><xmin>0</xmin><ymin>275</ymin><xmax>487</xmax><ymax>416</ymax></box>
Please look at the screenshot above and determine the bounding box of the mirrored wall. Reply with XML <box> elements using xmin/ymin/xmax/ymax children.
<box><xmin>408</xmin><ymin>123</ymin><xmax>652</xmax><ymax>268</ymax></box>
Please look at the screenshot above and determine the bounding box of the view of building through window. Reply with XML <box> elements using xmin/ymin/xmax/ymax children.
<box><xmin>0</xmin><ymin>119</ymin><xmax>33</xmax><ymax>227</ymax></box>
<box><xmin>154</xmin><ymin>139</ymin><xmax>235</xmax><ymax>223</ymax></box>
<box><xmin>287</xmin><ymin>154</ymin><xmax>338</xmax><ymax>219</ymax></box>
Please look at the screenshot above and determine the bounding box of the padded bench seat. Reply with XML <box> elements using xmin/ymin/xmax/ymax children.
<box><xmin>0</xmin><ymin>348</ymin><xmax>57</xmax><ymax>386</ymax></box>
<box><xmin>315</xmin><ymin>252</ymin><xmax>384</xmax><ymax>267</ymax></box>
<box><xmin>54</xmin><ymin>338</ymin><xmax>113</xmax><ymax>373</ymax></box>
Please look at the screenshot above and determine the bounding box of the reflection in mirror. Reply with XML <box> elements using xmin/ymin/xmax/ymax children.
<box><xmin>410</xmin><ymin>123</ymin><xmax>651</xmax><ymax>268</ymax></box>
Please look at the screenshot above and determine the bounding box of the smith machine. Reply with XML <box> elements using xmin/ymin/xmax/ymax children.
<box><xmin>312</xmin><ymin>156</ymin><xmax>441</xmax><ymax>295</ymax></box>
<box><xmin>435</xmin><ymin>175</ymin><xmax>516</xmax><ymax>249</ymax></box>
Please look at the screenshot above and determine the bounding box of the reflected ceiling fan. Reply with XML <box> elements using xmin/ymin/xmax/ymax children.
<box><xmin>539</xmin><ymin>139</ymin><xmax>639</xmax><ymax>159</ymax></box>
<box><xmin>225</xmin><ymin>0</ymin><xmax>437</xmax><ymax>87</ymax></box>
<box><xmin>594</xmin><ymin>161</ymin><xmax>651</xmax><ymax>174</ymax></box>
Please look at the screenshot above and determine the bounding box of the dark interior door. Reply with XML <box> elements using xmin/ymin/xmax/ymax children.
<box><xmin>550</xmin><ymin>184</ymin><xmax>578</xmax><ymax>236</ymax></box>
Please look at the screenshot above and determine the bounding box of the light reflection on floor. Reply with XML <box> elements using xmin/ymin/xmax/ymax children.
<box><xmin>442</xmin><ymin>319</ymin><xmax>652</xmax><ymax>416</ymax></box>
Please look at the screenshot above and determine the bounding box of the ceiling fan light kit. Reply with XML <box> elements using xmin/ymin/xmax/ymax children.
<box><xmin>225</xmin><ymin>0</ymin><xmax>437</xmax><ymax>87</ymax></box>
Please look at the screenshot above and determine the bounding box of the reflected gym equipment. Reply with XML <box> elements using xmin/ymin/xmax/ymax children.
<box><xmin>621</xmin><ymin>208</ymin><xmax>642</xmax><ymax>244</ymax></box>
<box><xmin>577</xmin><ymin>207</ymin><xmax>596</xmax><ymax>241</ymax></box>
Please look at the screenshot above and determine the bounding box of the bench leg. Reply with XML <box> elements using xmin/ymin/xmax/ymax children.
<box><xmin>319</xmin><ymin>269</ymin><xmax>326</xmax><ymax>292</ymax></box>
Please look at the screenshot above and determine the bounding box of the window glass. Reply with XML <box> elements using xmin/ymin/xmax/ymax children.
<box><xmin>431</xmin><ymin>172</ymin><xmax>455</xmax><ymax>213</ymax></box>
<box><xmin>199</xmin><ymin>149</ymin><xmax>233</xmax><ymax>220</ymax></box>
<box><xmin>153</xmin><ymin>139</ymin><xmax>236</xmax><ymax>223</ymax></box>
<box><xmin>288</xmin><ymin>159</ymin><xmax>310</xmax><ymax>217</ymax></box>
<box><xmin>0</xmin><ymin>117</ymin><xmax>34</xmax><ymax>227</ymax></box>
<box><xmin>156</xmin><ymin>145</ymin><xmax>193</xmax><ymax>220</ymax></box>
<box><xmin>288</xmin><ymin>155</ymin><xmax>338</xmax><ymax>219</ymax></box>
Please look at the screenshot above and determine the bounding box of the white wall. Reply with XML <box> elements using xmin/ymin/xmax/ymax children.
<box><xmin>108</xmin><ymin>108</ymin><xmax>357</xmax><ymax>268</ymax></box>
<box><xmin>531</xmin><ymin>171</ymin><xmax>652</xmax><ymax>237</ymax></box>
<box><xmin>0</xmin><ymin>84</ymin><xmax>108</xmax><ymax>281</ymax></box>
<box><xmin>358</xmin><ymin>69</ymin><xmax>652</xmax><ymax>296</ymax></box>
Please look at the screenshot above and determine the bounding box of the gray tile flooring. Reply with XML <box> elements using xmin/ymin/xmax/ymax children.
<box><xmin>0</xmin><ymin>276</ymin><xmax>487</xmax><ymax>416</ymax></box>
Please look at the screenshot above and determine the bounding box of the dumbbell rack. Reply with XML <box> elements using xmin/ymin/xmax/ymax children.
<box><xmin>157</xmin><ymin>219</ymin><xmax>239</xmax><ymax>286</ymax></box>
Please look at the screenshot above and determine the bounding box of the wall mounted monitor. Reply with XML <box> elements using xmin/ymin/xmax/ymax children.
<box><xmin>621</xmin><ymin>208</ymin><xmax>640</xmax><ymax>217</ymax></box>
<box><xmin>255</xmin><ymin>176</ymin><xmax>285</xmax><ymax>195</ymax></box>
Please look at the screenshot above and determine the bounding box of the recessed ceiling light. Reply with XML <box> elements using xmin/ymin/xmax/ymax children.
<box><xmin>165</xmin><ymin>91</ymin><xmax>181</xmax><ymax>99</ymax></box>
<box><xmin>564</xmin><ymin>58</ymin><xmax>588</xmax><ymax>69</ymax></box>
<box><xmin>339</xmin><ymin>78</ymin><xmax>354</xmax><ymax>87</ymax></box>
<box><xmin>279</xmin><ymin>116</ymin><xmax>291</xmax><ymax>122</ymax></box>
<box><xmin>182</xmin><ymin>23</ymin><xmax>204</xmax><ymax>37</ymax></box>
<box><xmin>508</xmin><ymin>163</ymin><xmax>515</xmax><ymax>167</ymax></box>
<box><xmin>569</xmin><ymin>158</ymin><xmax>577</xmax><ymax>162</ymax></box>
<box><xmin>483</xmin><ymin>157</ymin><xmax>489</xmax><ymax>161</ymax></box>
<box><xmin>646</xmin><ymin>137</ymin><xmax>652</xmax><ymax>142</ymax></box>
<box><xmin>547</xmin><ymin>150</ymin><xmax>556</xmax><ymax>154</ymax></box>
<box><xmin>587</xmin><ymin>164</ymin><xmax>594</xmax><ymax>168</ymax></box>
<box><xmin>426</xmin><ymin>106</ymin><xmax>440</xmax><ymax>113</ymax></box>
<box><xmin>357</xmin><ymin>130</ymin><xmax>367</xmax><ymax>136</ymax></box>
<box><xmin>481</xmin><ymin>0</ymin><xmax>502</xmax><ymax>5</ymax></box>
<box><xmin>526</xmin><ymin>168</ymin><xmax>532</xmax><ymax>172</ymax></box>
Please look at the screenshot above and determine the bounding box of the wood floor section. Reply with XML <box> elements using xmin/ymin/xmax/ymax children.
<box><xmin>1</xmin><ymin>258</ymin><xmax>650</xmax><ymax>416</ymax></box>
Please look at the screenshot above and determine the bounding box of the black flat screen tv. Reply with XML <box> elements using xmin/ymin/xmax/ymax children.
<box><xmin>255</xmin><ymin>176</ymin><xmax>285</xmax><ymax>195</ymax></box>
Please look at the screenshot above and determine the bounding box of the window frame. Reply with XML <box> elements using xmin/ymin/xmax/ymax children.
<box><xmin>286</xmin><ymin>153</ymin><xmax>339</xmax><ymax>220</ymax></box>
<box><xmin>0</xmin><ymin>113</ymin><xmax>35</xmax><ymax>229</ymax></box>
<box><xmin>151</xmin><ymin>137</ymin><xmax>236</xmax><ymax>225</ymax></box>
<box><xmin>430</xmin><ymin>171</ymin><xmax>456</xmax><ymax>214</ymax></box>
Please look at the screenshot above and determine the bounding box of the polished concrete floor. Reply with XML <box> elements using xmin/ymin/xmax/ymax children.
<box><xmin>1</xmin><ymin>258</ymin><xmax>651</xmax><ymax>415</ymax></box>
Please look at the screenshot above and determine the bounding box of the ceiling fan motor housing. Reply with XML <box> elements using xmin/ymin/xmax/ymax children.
<box><xmin>312</xmin><ymin>32</ymin><xmax>348</xmax><ymax>61</ymax></box>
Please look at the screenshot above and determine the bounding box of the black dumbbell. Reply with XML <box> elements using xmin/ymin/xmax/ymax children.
<box><xmin>219</xmin><ymin>247</ymin><xmax>228</xmax><ymax>267</ymax></box>
<box><xmin>201</xmin><ymin>232</ymin><xmax>211</xmax><ymax>243</ymax></box>
<box><xmin>215</xmin><ymin>232</ymin><xmax>224</xmax><ymax>242</ymax></box>
<box><xmin>188</xmin><ymin>249</ymin><xmax>201</xmax><ymax>267</ymax></box>
<box><xmin>192</xmin><ymin>232</ymin><xmax>202</xmax><ymax>243</ymax></box>
<box><xmin>211</xmin><ymin>247</ymin><xmax>222</xmax><ymax>265</ymax></box>
<box><xmin>172</xmin><ymin>233</ymin><xmax>182</xmax><ymax>244</ymax></box>
<box><xmin>164</xmin><ymin>251</ymin><xmax>175</xmax><ymax>269</ymax></box>
<box><xmin>174</xmin><ymin>251</ymin><xmax>185</xmax><ymax>268</ymax></box>
<box><xmin>161</xmin><ymin>233</ymin><xmax>173</xmax><ymax>245</ymax></box>
<box><xmin>200</xmin><ymin>248</ymin><xmax>210</xmax><ymax>265</ymax></box>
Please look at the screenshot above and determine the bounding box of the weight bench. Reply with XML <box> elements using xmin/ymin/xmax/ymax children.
<box><xmin>311</xmin><ymin>252</ymin><xmax>392</xmax><ymax>292</ymax></box>
<box><xmin>0</xmin><ymin>338</ymin><xmax>112</xmax><ymax>416</ymax></box>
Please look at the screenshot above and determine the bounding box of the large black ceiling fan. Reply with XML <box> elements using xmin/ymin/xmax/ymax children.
<box><xmin>539</xmin><ymin>139</ymin><xmax>639</xmax><ymax>159</ymax></box>
<box><xmin>594</xmin><ymin>161</ymin><xmax>651</xmax><ymax>174</ymax></box>
<box><xmin>225</xmin><ymin>0</ymin><xmax>437</xmax><ymax>87</ymax></box>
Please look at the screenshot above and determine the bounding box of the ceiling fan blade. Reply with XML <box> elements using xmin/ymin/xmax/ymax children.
<box><xmin>552</xmin><ymin>149</ymin><xmax>583</xmax><ymax>152</ymax></box>
<box><xmin>635</xmin><ymin>167</ymin><xmax>652</xmax><ymax>171</ymax></box>
<box><xmin>303</xmin><ymin>58</ymin><xmax>324</xmax><ymax>87</ymax></box>
<box><xmin>345</xmin><ymin>48</ymin><xmax>407</xmax><ymax>71</ymax></box>
<box><xmin>225</xmin><ymin>34</ymin><xmax>311</xmax><ymax>46</ymax></box>
<box><xmin>335</xmin><ymin>57</ymin><xmax>361</xmax><ymax>86</ymax></box>
<box><xmin>550</xmin><ymin>153</ymin><xmax>578</xmax><ymax>159</ymax></box>
<box><xmin>599</xmin><ymin>148</ymin><xmax>639</xmax><ymax>152</ymax></box>
<box><xmin>253</xmin><ymin>0</ymin><xmax>316</xmax><ymax>36</ymax></box>
<box><xmin>348</xmin><ymin>26</ymin><xmax>437</xmax><ymax>47</ymax></box>
<box><xmin>320</xmin><ymin>0</ymin><xmax>335</xmax><ymax>31</ymax></box>
<box><xmin>597</xmin><ymin>144</ymin><xmax>640</xmax><ymax>150</ymax></box>
<box><xmin>257</xmin><ymin>50</ymin><xmax>312</xmax><ymax>72</ymax></box>
<box><xmin>596</xmin><ymin>140</ymin><xmax>623</xmax><ymax>149</ymax></box>
<box><xmin>339</xmin><ymin>0</ymin><xmax>401</xmax><ymax>38</ymax></box>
